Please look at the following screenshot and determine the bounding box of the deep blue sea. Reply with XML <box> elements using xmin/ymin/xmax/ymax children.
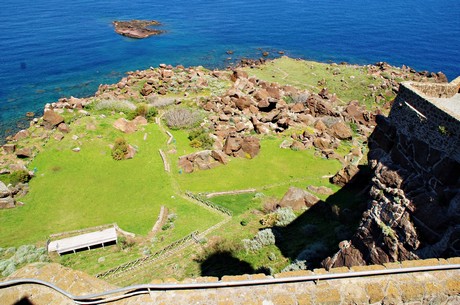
<box><xmin>0</xmin><ymin>0</ymin><xmax>459</xmax><ymax>138</ymax></box>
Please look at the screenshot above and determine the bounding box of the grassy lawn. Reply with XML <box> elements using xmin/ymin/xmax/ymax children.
<box><xmin>0</xmin><ymin>116</ymin><xmax>222</xmax><ymax>248</ymax></box>
<box><xmin>174</xmin><ymin>135</ymin><xmax>342</xmax><ymax>197</ymax></box>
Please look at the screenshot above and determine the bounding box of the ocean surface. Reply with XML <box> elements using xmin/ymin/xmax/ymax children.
<box><xmin>0</xmin><ymin>0</ymin><xmax>459</xmax><ymax>138</ymax></box>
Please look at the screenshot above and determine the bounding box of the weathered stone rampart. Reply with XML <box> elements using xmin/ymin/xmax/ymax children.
<box><xmin>1</xmin><ymin>259</ymin><xmax>459</xmax><ymax>304</ymax></box>
<box><xmin>324</xmin><ymin>77</ymin><xmax>460</xmax><ymax>269</ymax></box>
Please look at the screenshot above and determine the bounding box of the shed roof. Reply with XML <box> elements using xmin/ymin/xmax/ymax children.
<box><xmin>48</xmin><ymin>227</ymin><xmax>117</xmax><ymax>254</ymax></box>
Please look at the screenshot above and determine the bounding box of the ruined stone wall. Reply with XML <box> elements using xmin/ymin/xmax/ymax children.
<box><xmin>1</xmin><ymin>259</ymin><xmax>459</xmax><ymax>305</ymax></box>
<box><xmin>324</xmin><ymin>79</ymin><xmax>460</xmax><ymax>268</ymax></box>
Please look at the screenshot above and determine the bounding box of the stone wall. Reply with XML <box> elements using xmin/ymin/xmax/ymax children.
<box><xmin>323</xmin><ymin>78</ymin><xmax>460</xmax><ymax>269</ymax></box>
<box><xmin>1</xmin><ymin>259</ymin><xmax>459</xmax><ymax>304</ymax></box>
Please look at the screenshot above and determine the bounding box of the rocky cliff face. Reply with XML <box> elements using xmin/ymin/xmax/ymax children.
<box><xmin>323</xmin><ymin>79</ymin><xmax>460</xmax><ymax>268</ymax></box>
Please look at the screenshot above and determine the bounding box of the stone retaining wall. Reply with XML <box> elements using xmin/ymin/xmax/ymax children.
<box><xmin>1</xmin><ymin>258</ymin><xmax>459</xmax><ymax>304</ymax></box>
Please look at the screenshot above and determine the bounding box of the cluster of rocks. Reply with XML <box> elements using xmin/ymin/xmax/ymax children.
<box><xmin>178</xmin><ymin>133</ymin><xmax>260</xmax><ymax>173</ymax></box>
<box><xmin>0</xmin><ymin>181</ymin><xmax>28</xmax><ymax>209</ymax></box>
<box><xmin>96</xmin><ymin>65</ymin><xmax>218</xmax><ymax>103</ymax></box>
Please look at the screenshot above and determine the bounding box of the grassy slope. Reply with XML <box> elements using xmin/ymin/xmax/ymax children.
<box><xmin>244</xmin><ymin>56</ymin><xmax>393</xmax><ymax>109</ymax></box>
<box><xmin>0</xmin><ymin>115</ymin><xmax>222</xmax><ymax>247</ymax></box>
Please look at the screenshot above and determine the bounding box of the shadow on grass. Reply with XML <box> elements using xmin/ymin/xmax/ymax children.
<box><xmin>272</xmin><ymin>165</ymin><xmax>371</xmax><ymax>268</ymax></box>
<box><xmin>198</xmin><ymin>165</ymin><xmax>371</xmax><ymax>275</ymax></box>
<box><xmin>199</xmin><ymin>251</ymin><xmax>256</xmax><ymax>278</ymax></box>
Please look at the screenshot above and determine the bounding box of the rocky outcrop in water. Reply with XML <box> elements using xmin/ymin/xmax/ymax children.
<box><xmin>113</xmin><ymin>20</ymin><xmax>164</xmax><ymax>39</ymax></box>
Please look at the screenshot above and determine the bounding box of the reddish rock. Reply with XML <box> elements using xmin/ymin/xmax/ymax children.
<box><xmin>125</xmin><ymin>145</ymin><xmax>136</xmax><ymax>159</ymax></box>
<box><xmin>235</xmin><ymin>97</ymin><xmax>251</xmax><ymax>110</ymax></box>
<box><xmin>57</xmin><ymin>123</ymin><xmax>70</xmax><ymax>133</ymax></box>
<box><xmin>330</xmin><ymin>165</ymin><xmax>359</xmax><ymax>186</ymax></box>
<box><xmin>223</xmin><ymin>133</ymin><xmax>243</xmax><ymax>155</ymax></box>
<box><xmin>140</xmin><ymin>84</ymin><xmax>153</xmax><ymax>96</ymax></box>
<box><xmin>235</xmin><ymin>122</ymin><xmax>247</xmax><ymax>132</ymax></box>
<box><xmin>290</xmin><ymin>103</ymin><xmax>305</xmax><ymax>113</ymax></box>
<box><xmin>43</xmin><ymin>110</ymin><xmax>64</xmax><ymax>129</ymax></box>
<box><xmin>322</xmin><ymin>242</ymin><xmax>366</xmax><ymax>269</ymax></box>
<box><xmin>54</xmin><ymin>134</ymin><xmax>64</xmax><ymax>141</ymax></box>
<box><xmin>254</xmin><ymin>89</ymin><xmax>270</xmax><ymax>101</ymax></box>
<box><xmin>13</xmin><ymin>130</ymin><xmax>30</xmax><ymax>141</ymax></box>
<box><xmin>330</xmin><ymin>121</ymin><xmax>353</xmax><ymax>140</ymax></box>
<box><xmin>266</xmin><ymin>87</ymin><xmax>281</xmax><ymax>99</ymax></box>
<box><xmin>113</xmin><ymin>20</ymin><xmax>164</xmax><ymax>39</ymax></box>
<box><xmin>314</xmin><ymin>120</ymin><xmax>327</xmax><ymax>132</ymax></box>
<box><xmin>290</xmin><ymin>141</ymin><xmax>305</xmax><ymax>151</ymax></box>
<box><xmin>279</xmin><ymin>187</ymin><xmax>320</xmax><ymax>211</ymax></box>
<box><xmin>211</xmin><ymin>150</ymin><xmax>228</xmax><ymax>165</ymax></box>
<box><xmin>241</xmin><ymin>136</ymin><xmax>260</xmax><ymax>158</ymax></box>
<box><xmin>113</xmin><ymin>118</ymin><xmax>137</xmax><ymax>134</ymax></box>
<box><xmin>2</xmin><ymin>144</ymin><xmax>16</xmax><ymax>154</ymax></box>
<box><xmin>16</xmin><ymin>147</ymin><xmax>33</xmax><ymax>158</ymax></box>
<box><xmin>132</xmin><ymin>116</ymin><xmax>148</xmax><ymax>126</ymax></box>
<box><xmin>231</xmin><ymin>69</ymin><xmax>249</xmax><ymax>81</ymax></box>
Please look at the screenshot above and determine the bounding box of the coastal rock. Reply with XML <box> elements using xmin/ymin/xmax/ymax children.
<box><xmin>113</xmin><ymin>20</ymin><xmax>164</xmax><ymax>39</ymax></box>
<box><xmin>279</xmin><ymin>187</ymin><xmax>320</xmax><ymax>211</ymax></box>
<box><xmin>15</xmin><ymin>147</ymin><xmax>33</xmax><ymax>159</ymax></box>
<box><xmin>13</xmin><ymin>130</ymin><xmax>30</xmax><ymax>141</ymax></box>
<box><xmin>2</xmin><ymin>144</ymin><xmax>16</xmax><ymax>154</ymax></box>
<box><xmin>43</xmin><ymin>110</ymin><xmax>64</xmax><ymax>129</ymax></box>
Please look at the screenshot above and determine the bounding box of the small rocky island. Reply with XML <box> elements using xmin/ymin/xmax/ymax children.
<box><xmin>113</xmin><ymin>20</ymin><xmax>164</xmax><ymax>39</ymax></box>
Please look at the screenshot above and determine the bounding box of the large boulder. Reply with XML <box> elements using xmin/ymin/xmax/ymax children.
<box><xmin>0</xmin><ymin>196</ymin><xmax>15</xmax><ymax>209</ymax></box>
<box><xmin>330</xmin><ymin>121</ymin><xmax>353</xmax><ymax>140</ymax></box>
<box><xmin>113</xmin><ymin>118</ymin><xmax>137</xmax><ymax>134</ymax></box>
<box><xmin>0</xmin><ymin>181</ymin><xmax>10</xmax><ymax>198</ymax></box>
<box><xmin>16</xmin><ymin>147</ymin><xmax>33</xmax><ymax>158</ymax></box>
<box><xmin>241</xmin><ymin>136</ymin><xmax>260</xmax><ymax>158</ymax></box>
<box><xmin>279</xmin><ymin>187</ymin><xmax>320</xmax><ymax>211</ymax></box>
<box><xmin>13</xmin><ymin>130</ymin><xmax>30</xmax><ymax>141</ymax></box>
<box><xmin>330</xmin><ymin>165</ymin><xmax>359</xmax><ymax>186</ymax></box>
<box><xmin>43</xmin><ymin>110</ymin><xmax>65</xmax><ymax>129</ymax></box>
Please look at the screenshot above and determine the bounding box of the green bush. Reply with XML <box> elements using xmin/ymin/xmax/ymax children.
<box><xmin>274</xmin><ymin>207</ymin><xmax>296</xmax><ymax>226</ymax></box>
<box><xmin>188</xmin><ymin>128</ymin><xmax>213</xmax><ymax>149</ymax></box>
<box><xmin>9</xmin><ymin>170</ymin><xmax>30</xmax><ymax>185</ymax></box>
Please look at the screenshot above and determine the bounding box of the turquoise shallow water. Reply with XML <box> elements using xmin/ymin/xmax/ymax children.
<box><xmin>0</xmin><ymin>0</ymin><xmax>459</xmax><ymax>137</ymax></box>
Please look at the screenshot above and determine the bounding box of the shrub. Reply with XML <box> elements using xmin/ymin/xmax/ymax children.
<box><xmin>281</xmin><ymin>260</ymin><xmax>308</xmax><ymax>272</ymax></box>
<box><xmin>242</xmin><ymin>228</ymin><xmax>276</xmax><ymax>252</ymax></box>
<box><xmin>118</xmin><ymin>236</ymin><xmax>135</xmax><ymax>250</ymax></box>
<box><xmin>296</xmin><ymin>241</ymin><xmax>328</xmax><ymax>262</ymax></box>
<box><xmin>164</xmin><ymin>108</ymin><xmax>201</xmax><ymax>129</ymax></box>
<box><xmin>240</xmin><ymin>219</ymin><xmax>248</xmax><ymax>226</ymax></box>
<box><xmin>9</xmin><ymin>170</ymin><xmax>30</xmax><ymax>185</ymax></box>
<box><xmin>127</xmin><ymin>103</ymin><xmax>158</xmax><ymax>121</ymax></box>
<box><xmin>1</xmin><ymin>260</ymin><xmax>15</xmax><ymax>277</ymax></box>
<box><xmin>188</xmin><ymin>128</ymin><xmax>213</xmax><ymax>149</ymax></box>
<box><xmin>274</xmin><ymin>207</ymin><xmax>296</xmax><ymax>227</ymax></box>
<box><xmin>111</xmin><ymin>138</ymin><xmax>128</xmax><ymax>161</ymax></box>
<box><xmin>93</xmin><ymin>99</ymin><xmax>136</xmax><ymax>113</ymax></box>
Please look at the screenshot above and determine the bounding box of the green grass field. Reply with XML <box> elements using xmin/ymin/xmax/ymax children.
<box><xmin>0</xmin><ymin>116</ymin><xmax>222</xmax><ymax>247</ymax></box>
